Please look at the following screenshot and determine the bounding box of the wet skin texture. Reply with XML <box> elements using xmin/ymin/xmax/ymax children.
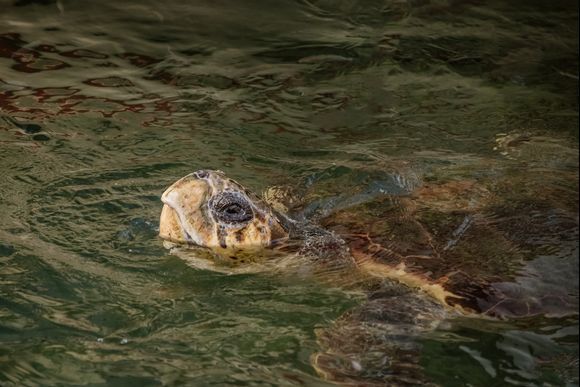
<box><xmin>160</xmin><ymin>170</ymin><xmax>289</xmax><ymax>249</ymax></box>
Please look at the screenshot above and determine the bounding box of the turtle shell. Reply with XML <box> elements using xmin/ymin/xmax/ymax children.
<box><xmin>317</xmin><ymin>173</ymin><xmax>578</xmax><ymax>318</ymax></box>
<box><xmin>306</xmin><ymin>155</ymin><xmax>578</xmax><ymax>385</ymax></box>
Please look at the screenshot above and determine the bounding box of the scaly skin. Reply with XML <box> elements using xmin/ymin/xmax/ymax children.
<box><xmin>160</xmin><ymin>170</ymin><xmax>288</xmax><ymax>249</ymax></box>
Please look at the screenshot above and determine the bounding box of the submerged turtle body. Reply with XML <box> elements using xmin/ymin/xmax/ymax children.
<box><xmin>317</xmin><ymin>176</ymin><xmax>578</xmax><ymax>318</ymax></box>
<box><xmin>159</xmin><ymin>168</ymin><xmax>578</xmax><ymax>385</ymax></box>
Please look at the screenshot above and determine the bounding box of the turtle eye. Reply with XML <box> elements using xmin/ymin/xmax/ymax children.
<box><xmin>224</xmin><ymin>203</ymin><xmax>242</xmax><ymax>215</ymax></box>
<box><xmin>210</xmin><ymin>192</ymin><xmax>253</xmax><ymax>224</ymax></box>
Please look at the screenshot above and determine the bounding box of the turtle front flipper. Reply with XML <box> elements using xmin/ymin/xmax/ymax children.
<box><xmin>313</xmin><ymin>285</ymin><xmax>448</xmax><ymax>386</ymax></box>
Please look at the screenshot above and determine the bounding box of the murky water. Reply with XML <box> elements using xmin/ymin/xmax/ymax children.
<box><xmin>0</xmin><ymin>0</ymin><xmax>578</xmax><ymax>385</ymax></box>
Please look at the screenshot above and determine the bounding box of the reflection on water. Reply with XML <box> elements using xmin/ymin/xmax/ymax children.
<box><xmin>0</xmin><ymin>0</ymin><xmax>577</xmax><ymax>385</ymax></box>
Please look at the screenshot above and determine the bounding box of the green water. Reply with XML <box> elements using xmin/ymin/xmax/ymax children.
<box><xmin>0</xmin><ymin>0</ymin><xmax>578</xmax><ymax>385</ymax></box>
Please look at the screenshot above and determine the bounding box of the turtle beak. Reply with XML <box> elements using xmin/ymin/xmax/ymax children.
<box><xmin>159</xmin><ymin>173</ymin><xmax>212</xmax><ymax>246</ymax></box>
<box><xmin>159</xmin><ymin>203</ymin><xmax>188</xmax><ymax>244</ymax></box>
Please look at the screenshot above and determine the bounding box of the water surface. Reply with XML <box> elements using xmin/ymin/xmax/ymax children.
<box><xmin>0</xmin><ymin>0</ymin><xmax>578</xmax><ymax>385</ymax></box>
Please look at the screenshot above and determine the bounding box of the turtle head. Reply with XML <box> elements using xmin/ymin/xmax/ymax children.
<box><xmin>159</xmin><ymin>170</ymin><xmax>289</xmax><ymax>250</ymax></box>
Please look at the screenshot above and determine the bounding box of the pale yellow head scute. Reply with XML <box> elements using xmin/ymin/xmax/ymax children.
<box><xmin>159</xmin><ymin>170</ymin><xmax>289</xmax><ymax>250</ymax></box>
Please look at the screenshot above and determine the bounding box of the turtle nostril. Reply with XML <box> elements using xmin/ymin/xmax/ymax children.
<box><xmin>194</xmin><ymin>170</ymin><xmax>209</xmax><ymax>179</ymax></box>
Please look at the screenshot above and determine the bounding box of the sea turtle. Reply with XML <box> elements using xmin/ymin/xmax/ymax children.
<box><xmin>158</xmin><ymin>166</ymin><xmax>578</xmax><ymax>385</ymax></box>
